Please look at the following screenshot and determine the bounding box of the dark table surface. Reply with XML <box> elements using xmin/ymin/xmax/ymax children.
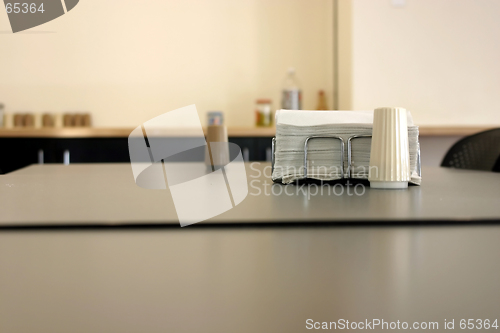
<box><xmin>1</xmin><ymin>226</ymin><xmax>500</xmax><ymax>332</ymax></box>
<box><xmin>1</xmin><ymin>164</ymin><xmax>500</xmax><ymax>332</ymax></box>
<box><xmin>0</xmin><ymin>163</ymin><xmax>499</xmax><ymax>227</ymax></box>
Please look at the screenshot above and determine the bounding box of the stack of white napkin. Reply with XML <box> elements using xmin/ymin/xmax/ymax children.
<box><xmin>272</xmin><ymin>110</ymin><xmax>421</xmax><ymax>185</ymax></box>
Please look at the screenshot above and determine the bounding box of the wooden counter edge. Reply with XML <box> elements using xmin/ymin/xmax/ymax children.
<box><xmin>0</xmin><ymin>126</ymin><xmax>495</xmax><ymax>138</ymax></box>
<box><xmin>0</xmin><ymin>127</ymin><xmax>277</xmax><ymax>138</ymax></box>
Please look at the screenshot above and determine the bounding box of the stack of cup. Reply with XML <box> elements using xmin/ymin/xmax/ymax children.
<box><xmin>12</xmin><ymin>113</ymin><xmax>35</xmax><ymax>127</ymax></box>
<box><xmin>62</xmin><ymin>113</ymin><xmax>92</xmax><ymax>127</ymax></box>
<box><xmin>368</xmin><ymin>107</ymin><xmax>410</xmax><ymax>189</ymax></box>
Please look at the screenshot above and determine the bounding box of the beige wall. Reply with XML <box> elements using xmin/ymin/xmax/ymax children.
<box><xmin>0</xmin><ymin>0</ymin><xmax>334</xmax><ymax>127</ymax></box>
<box><xmin>338</xmin><ymin>0</ymin><xmax>500</xmax><ymax>126</ymax></box>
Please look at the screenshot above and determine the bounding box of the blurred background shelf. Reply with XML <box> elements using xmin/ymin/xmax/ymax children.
<box><xmin>0</xmin><ymin>126</ymin><xmax>277</xmax><ymax>138</ymax></box>
<box><xmin>0</xmin><ymin>127</ymin><xmax>277</xmax><ymax>174</ymax></box>
<box><xmin>0</xmin><ymin>126</ymin><xmax>491</xmax><ymax>138</ymax></box>
<box><xmin>0</xmin><ymin>126</ymin><xmax>491</xmax><ymax>175</ymax></box>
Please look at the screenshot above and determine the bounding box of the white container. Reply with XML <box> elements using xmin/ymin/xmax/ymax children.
<box><xmin>368</xmin><ymin>107</ymin><xmax>410</xmax><ymax>189</ymax></box>
<box><xmin>3</xmin><ymin>113</ymin><xmax>14</xmax><ymax>128</ymax></box>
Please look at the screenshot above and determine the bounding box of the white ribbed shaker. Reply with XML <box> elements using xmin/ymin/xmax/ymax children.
<box><xmin>368</xmin><ymin>107</ymin><xmax>410</xmax><ymax>189</ymax></box>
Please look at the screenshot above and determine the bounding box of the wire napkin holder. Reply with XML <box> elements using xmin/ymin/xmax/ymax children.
<box><xmin>271</xmin><ymin>135</ymin><xmax>421</xmax><ymax>183</ymax></box>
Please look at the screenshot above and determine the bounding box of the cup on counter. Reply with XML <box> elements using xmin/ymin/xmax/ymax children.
<box><xmin>82</xmin><ymin>113</ymin><xmax>92</xmax><ymax>127</ymax></box>
<box><xmin>74</xmin><ymin>114</ymin><xmax>83</xmax><ymax>127</ymax></box>
<box><xmin>24</xmin><ymin>113</ymin><xmax>35</xmax><ymax>127</ymax></box>
<box><xmin>63</xmin><ymin>113</ymin><xmax>74</xmax><ymax>127</ymax></box>
<box><xmin>42</xmin><ymin>113</ymin><xmax>55</xmax><ymax>127</ymax></box>
<box><xmin>205</xmin><ymin>125</ymin><xmax>230</xmax><ymax>168</ymax></box>
<box><xmin>13</xmin><ymin>113</ymin><xmax>25</xmax><ymax>127</ymax></box>
<box><xmin>368</xmin><ymin>107</ymin><xmax>410</xmax><ymax>189</ymax></box>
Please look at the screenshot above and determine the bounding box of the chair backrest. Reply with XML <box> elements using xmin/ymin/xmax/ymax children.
<box><xmin>441</xmin><ymin>128</ymin><xmax>500</xmax><ymax>172</ymax></box>
<box><xmin>494</xmin><ymin>155</ymin><xmax>500</xmax><ymax>172</ymax></box>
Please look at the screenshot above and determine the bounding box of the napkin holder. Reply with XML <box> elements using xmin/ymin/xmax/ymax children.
<box><xmin>271</xmin><ymin>134</ymin><xmax>421</xmax><ymax>183</ymax></box>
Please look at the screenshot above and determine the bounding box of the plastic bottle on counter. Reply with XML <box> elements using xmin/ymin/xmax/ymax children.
<box><xmin>281</xmin><ymin>67</ymin><xmax>301</xmax><ymax>110</ymax></box>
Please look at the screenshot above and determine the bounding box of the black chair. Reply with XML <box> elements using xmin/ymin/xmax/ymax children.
<box><xmin>441</xmin><ymin>128</ymin><xmax>500</xmax><ymax>172</ymax></box>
